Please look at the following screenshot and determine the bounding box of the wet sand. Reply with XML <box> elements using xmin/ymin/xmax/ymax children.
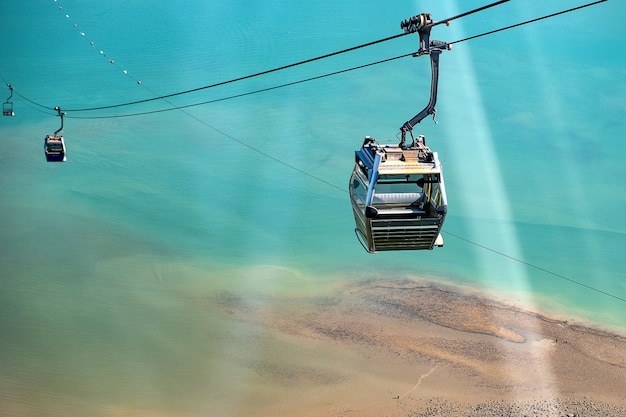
<box><xmin>210</xmin><ymin>278</ymin><xmax>626</xmax><ymax>417</ymax></box>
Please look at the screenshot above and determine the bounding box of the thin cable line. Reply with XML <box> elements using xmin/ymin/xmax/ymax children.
<box><xmin>11</xmin><ymin>89</ymin><xmax>55</xmax><ymax>112</ymax></box>
<box><xmin>447</xmin><ymin>0</ymin><xmax>608</xmax><ymax>47</ymax></box>
<box><xmin>62</xmin><ymin>32</ymin><xmax>410</xmax><ymax>113</ymax></box>
<box><xmin>65</xmin><ymin>52</ymin><xmax>415</xmax><ymax>119</ymax></box>
<box><xmin>10</xmin><ymin>34</ymin><xmax>410</xmax><ymax>114</ymax></box>
<box><xmin>14</xmin><ymin>1</ymin><xmax>609</xmax><ymax>118</ymax></box>
<box><xmin>56</xmin><ymin>0</ymin><xmax>511</xmax><ymax>113</ymax></box>
<box><xmin>192</xmin><ymin>119</ymin><xmax>346</xmax><ymax>193</ymax></box>
<box><xmin>444</xmin><ymin>231</ymin><xmax>626</xmax><ymax>303</ymax></box>
<box><xmin>427</xmin><ymin>0</ymin><xmax>509</xmax><ymax>29</ymax></box>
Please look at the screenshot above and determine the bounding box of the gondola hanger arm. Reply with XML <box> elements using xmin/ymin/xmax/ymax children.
<box><xmin>398</xmin><ymin>14</ymin><xmax>450</xmax><ymax>149</ymax></box>
<box><xmin>54</xmin><ymin>106</ymin><xmax>65</xmax><ymax>136</ymax></box>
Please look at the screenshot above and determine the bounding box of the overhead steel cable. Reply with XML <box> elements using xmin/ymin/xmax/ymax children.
<box><xmin>46</xmin><ymin>0</ymin><xmax>510</xmax><ymax>113</ymax></box>
<box><xmin>446</xmin><ymin>0</ymin><xmax>608</xmax><ymax>47</ymax></box>
<box><xmin>444</xmin><ymin>231</ymin><xmax>626</xmax><ymax>303</ymax></box>
<box><xmin>64</xmin><ymin>52</ymin><xmax>417</xmax><ymax>119</ymax></box>
<box><xmin>426</xmin><ymin>0</ymin><xmax>510</xmax><ymax>29</ymax></box>
<box><xmin>9</xmin><ymin>0</ymin><xmax>606</xmax><ymax>117</ymax></box>
<box><xmin>57</xmin><ymin>0</ymin><xmax>607</xmax><ymax>120</ymax></box>
<box><xmin>60</xmin><ymin>32</ymin><xmax>411</xmax><ymax>113</ymax></box>
<box><xmin>11</xmin><ymin>88</ymin><xmax>56</xmax><ymax>113</ymax></box>
<box><xmin>12</xmin><ymin>33</ymin><xmax>413</xmax><ymax>114</ymax></box>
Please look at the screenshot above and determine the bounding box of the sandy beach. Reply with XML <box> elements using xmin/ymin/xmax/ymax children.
<box><xmin>209</xmin><ymin>278</ymin><xmax>626</xmax><ymax>417</ymax></box>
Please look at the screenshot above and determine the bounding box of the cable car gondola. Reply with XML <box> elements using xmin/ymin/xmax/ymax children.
<box><xmin>3</xmin><ymin>84</ymin><xmax>14</xmax><ymax>116</ymax></box>
<box><xmin>44</xmin><ymin>107</ymin><xmax>67</xmax><ymax>162</ymax></box>
<box><xmin>350</xmin><ymin>13</ymin><xmax>449</xmax><ymax>253</ymax></box>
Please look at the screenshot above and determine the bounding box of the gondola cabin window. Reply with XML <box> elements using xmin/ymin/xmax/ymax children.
<box><xmin>350</xmin><ymin>174</ymin><xmax>367</xmax><ymax>211</ymax></box>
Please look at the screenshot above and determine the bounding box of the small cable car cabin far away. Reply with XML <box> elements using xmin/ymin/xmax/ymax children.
<box><xmin>2</xmin><ymin>102</ymin><xmax>14</xmax><ymax>117</ymax></box>
<box><xmin>44</xmin><ymin>107</ymin><xmax>67</xmax><ymax>162</ymax></box>
<box><xmin>349</xmin><ymin>12</ymin><xmax>450</xmax><ymax>253</ymax></box>
<box><xmin>44</xmin><ymin>135</ymin><xmax>66</xmax><ymax>162</ymax></box>
<box><xmin>3</xmin><ymin>84</ymin><xmax>14</xmax><ymax>117</ymax></box>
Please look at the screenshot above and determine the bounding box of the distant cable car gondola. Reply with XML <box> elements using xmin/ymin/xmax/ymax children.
<box><xmin>44</xmin><ymin>106</ymin><xmax>67</xmax><ymax>162</ymax></box>
<box><xmin>3</xmin><ymin>84</ymin><xmax>14</xmax><ymax>116</ymax></box>
<box><xmin>350</xmin><ymin>13</ymin><xmax>449</xmax><ymax>253</ymax></box>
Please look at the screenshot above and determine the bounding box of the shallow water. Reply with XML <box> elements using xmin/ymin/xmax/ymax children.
<box><xmin>1</xmin><ymin>0</ymin><xmax>625</xmax><ymax>415</ymax></box>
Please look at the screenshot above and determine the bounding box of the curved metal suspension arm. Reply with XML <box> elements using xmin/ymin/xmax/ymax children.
<box><xmin>54</xmin><ymin>106</ymin><xmax>65</xmax><ymax>136</ymax></box>
<box><xmin>399</xmin><ymin>48</ymin><xmax>442</xmax><ymax>148</ymax></box>
<box><xmin>398</xmin><ymin>13</ymin><xmax>449</xmax><ymax>148</ymax></box>
<box><xmin>5</xmin><ymin>84</ymin><xmax>13</xmax><ymax>102</ymax></box>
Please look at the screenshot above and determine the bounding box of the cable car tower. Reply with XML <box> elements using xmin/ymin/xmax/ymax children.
<box><xmin>44</xmin><ymin>107</ymin><xmax>67</xmax><ymax>162</ymax></box>
<box><xmin>350</xmin><ymin>12</ymin><xmax>450</xmax><ymax>253</ymax></box>
<box><xmin>3</xmin><ymin>84</ymin><xmax>14</xmax><ymax>117</ymax></box>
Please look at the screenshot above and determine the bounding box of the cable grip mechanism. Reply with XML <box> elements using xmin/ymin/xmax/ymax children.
<box><xmin>400</xmin><ymin>13</ymin><xmax>432</xmax><ymax>34</ymax></box>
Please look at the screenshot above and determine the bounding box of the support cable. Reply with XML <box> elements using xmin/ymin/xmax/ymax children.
<box><xmin>446</xmin><ymin>0</ymin><xmax>608</xmax><ymax>47</ymax></box>
<box><xmin>24</xmin><ymin>0</ymin><xmax>512</xmax><ymax>113</ymax></box>
<box><xmin>46</xmin><ymin>0</ymin><xmax>607</xmax><ymax>120</ymax></box>
<box><xmin>64</xmin><ymin>53</ymin><xmax>415</xmax><ymax>119</ymax></box>
<box><xmin>443</xmin><ymin>231</ymin><xmax>626</xmax><ymax>303</ymax></box>
<box><xmin>8</xmin><ymin>1</ymin><xmax>606</xmax><ymax>117</ymax></box>
<box><xmin>62</xmin><ymin>32</ymin><xmax>411</xmax><ymax>113</ymax></box>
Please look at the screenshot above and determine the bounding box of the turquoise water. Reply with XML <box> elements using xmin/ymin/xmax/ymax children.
<box><xmin>1</xmin><ymin>0</ymin><xmax>625</xmax><ymax>415</ymax></box>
